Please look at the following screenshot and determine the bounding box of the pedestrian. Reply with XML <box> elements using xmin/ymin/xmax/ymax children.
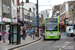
<box><xmin>30</xmin><ymin>28</ymin><xmax>33</xmax><ymax>38</ymax></box>
<box><xmin>28</xmin><ymin>28</ymin><xmax>30</xmax><ymax>35</ymax></box>
<box><xmin>35</xmin><ymin>27</ymin><xmax>38</xmax><ymax>36</ymax></box>
<box><xmin>0</xmin><ymin>32</ymin><xmax>2</xmax><ymax>41</ymax></box>
<box><xmin>20</xmin><ymin>31</ymin><xmax>23</xmax><ymax>40</ymax></box>
<box><xmin>2</xmin><ymin>29</ymin><xmax>7</xmax><ymax>43</ymax></box>
<box><xmin>23</xmin><ymin>28</ymin><xmax>26</xmax><ymax>40</ymax></box>
<box><xmin>62</xmin><ymin>24</ymin><xmax>66</xmax><ymax>35</ymax></box>
<box><xmin>26</xmin><ymin>29</ymin><xmax>28</xmax><ymax>36</ymax></box>
<box><xmin>8</xmin><ymin>29</ymin><xmax>11</xmax><ymax>45</ymax></box>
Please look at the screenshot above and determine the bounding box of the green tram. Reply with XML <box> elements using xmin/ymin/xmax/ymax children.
<box><xmin>43</xmin><ymin>18</ymin><xmax>61</xmax><ymax>40</ymax></box>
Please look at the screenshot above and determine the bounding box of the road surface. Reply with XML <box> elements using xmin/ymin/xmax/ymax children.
<box><xmin>14</xmin><ymin>33</ymin><xmax>75</xmax><ymax>50</ymax></box>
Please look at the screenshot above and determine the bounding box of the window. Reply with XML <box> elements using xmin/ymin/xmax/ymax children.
<box><xmin>3</xmin><ymin>4</ymin><xmax>10</xmax><ymax>13</ymax></box>
<box><xmin>73</xmin><ymin>5</ymin><xmax>75</xmax><ymax>9</ymax></box>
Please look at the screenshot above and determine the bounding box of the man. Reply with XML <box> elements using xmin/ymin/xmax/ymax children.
<box><xmin>23</xmin><ymin>28</ymin><xmax>26</xmax><ymax>40</ymax></box>
<box><xmin>8</xmin><ymin>29</ymin><xmax>11</xmax><ymax>45</ymax></box>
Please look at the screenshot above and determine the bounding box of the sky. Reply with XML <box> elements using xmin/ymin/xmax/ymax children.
<box><xmin>20</xmin><ymin>0</ymin><xmax>71</xmax><ymax>17</ymax></box>
<box><xmin>20</xmin><ymin>0</ymin><xmax>70</xmax><ymax>12</ymax></box>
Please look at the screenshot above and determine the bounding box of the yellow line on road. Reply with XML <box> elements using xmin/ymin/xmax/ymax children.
<box><xmin>14</xmin><ymin>37</ymin><xmax>43</xmax><ymax>50</ymax></box>
<box><xmin>59</xmin><ymin>48</ymin><xmax>61</xmax><ymax>50</ymax></box>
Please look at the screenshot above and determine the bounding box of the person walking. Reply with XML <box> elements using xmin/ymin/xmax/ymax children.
<box><xmin>23</xmin><ymin>28</ymin><xmax>26</xmax><ymax>40</ymax></box>
<box><xmin>0</xmin><ymin>32</ymin><xmax>2</xmax><ymax>41</ymax></box>
<box><xmin>20</xmin><ymin>31</ymin><xmax>23</xmax><ymax>40</ymax></box>
<box><xmin>28</xmin><ymin>28</ymin><xmax>30</xmax><ymax>35</ymax></box>
<box><xmin>8</xmin><ymin>29</ymin><xmax>11</xmax><ymax>45</ymax></box>
<box><xmin>62</xmin><ymin>24</ymin><xmax>66</xmax><ymax>35</ymax></box>
<box><xmin>26</xmin><ymin>29</ymin><xmax>28</xmax><ymax>36</ymax></box>
<box><xmin>2</xmin><ymin>29</ymin><xmax>6</xmax><ymax>43</ymax></box>
<box><xmin>30</xmin><ymin>28</ymin><xmax>33</xmax><ymax>38</ymax></box>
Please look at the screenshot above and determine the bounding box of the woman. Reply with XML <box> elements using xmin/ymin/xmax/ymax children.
<box><xmin>0</xmin><ymin>32</ymin><xmax>2</xmax><ymax>41</ymax></box>
<box><xmin>2</xmin><ymin>29</ymin><xmax>6</xmax><ymax>43</ymax></box>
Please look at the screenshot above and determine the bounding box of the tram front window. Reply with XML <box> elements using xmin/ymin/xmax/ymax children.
<box><xmin>46</xmin><ymin>19</ymin><xmax>58</xmax><ymax>31</ymax></box>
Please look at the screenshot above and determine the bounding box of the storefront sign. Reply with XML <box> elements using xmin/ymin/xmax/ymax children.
<box><xmin>60</xmin><ymin>20</ymin><xmax>64</xmax><ymax>25</ymax></box>
<box><xmin>0</xmin><ymin>17</ymin><xmax>1</xmax><ymax>22</ymax></box>
<box><xmin>12</xmin><ymin>18</ymin><xmax>17</xmax><ymax>23</ymax></box>
<box><xmin>62</xmin><ymin>17</ymin><xmax>65</xmax><ymax>20</ymax></box>
<box><xmin>2</xmin><ymin>17</ymin><xmax>11</xmax><ymax>22</ymax></box>
<box><xmin>69</xmin><ymin>20</ymin><xmax>72</xmax><ymax>24</ymax></box>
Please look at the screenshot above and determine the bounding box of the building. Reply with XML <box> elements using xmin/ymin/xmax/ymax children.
<box><xmin>0</xmin><ymin>0</ymin><xmax>12</xmax><ymax>33</ymax></box>
<box><xmin>39</xmin><ymin>13</ymin><xmax>43</xmax><ymax>27</ymax></box>
<box><xmin>17</xmin><ymin>0</ymin><xmax>23</xmax><ymax>25</ymax></box>
<box><xmin>60</xmin><ymin>1</ymin><xmax>75</xmax><ymax>25</ymax></box>
<box><xmin>41</xmin><ymin>9</ymin><xmax>50</xmax><ymax>18</ymax></box>
<box><xmin>0</xmin><ymin>0</ymin><xmax>2</xmax><ymax>32</ymax></box>
<box><xmin>60</xmin><ymin>1</ymin><xmax>70</xmax><ymax>24</ymax></box>
<box><xmin>20</xmin><ymin>0</ymin><xmax>37</xmax><ymax>27</ymax></box>
<box><xmin>52</xmin><ymin>5</ymin><xmax>60</xmax><ymax>18</ymax></box>
<box><xmin>69</xmin><ymin>1</ymin><xmax>75</xmax><ymax>24</ymax></box>
<box><xmin>20</xmin><ymin>8</ymin><xmax>33</xmax><ymax>27</ymax></box>
<box><xmin>11</xmin><ymin>0</ymin><xmax>17</xmax><ymax>23</ymax></box>
<box><xmin>0</xmin><ymin>0</ymin><xmax>18</xmax><ymax>33</ymax></box>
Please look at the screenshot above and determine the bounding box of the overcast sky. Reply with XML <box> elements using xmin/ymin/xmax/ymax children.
<box><xmin>20</xmin><ymin>0</ymin><xmax>71</xmax><ymax>17</ymax></box>
<box><xmin>20</xmin><ymin>0</ymin><xmax>71</xmax><ymax>12</ymax></box>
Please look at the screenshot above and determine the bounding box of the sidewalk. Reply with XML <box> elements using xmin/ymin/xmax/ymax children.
<box><xmin>0</xmin><ymin>35</ymin><xmax>42</xmax><ymax>50</ymax></box>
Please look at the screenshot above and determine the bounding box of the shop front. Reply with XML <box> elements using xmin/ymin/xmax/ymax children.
<box><xmin>2</xmin><ymin>17</ymin><xmax>11</xmax><ymax>33</ymax></box>
<box><xmin>0</xmin><ymin>17</ymin><xmax>3</xmax><ymax>32</ymax></box>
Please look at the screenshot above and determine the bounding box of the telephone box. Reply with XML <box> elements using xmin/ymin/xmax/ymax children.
<box><xmin>10</xmin><ymin>23</ymin><xmax>20</xmax><ymax>45</ymax></box>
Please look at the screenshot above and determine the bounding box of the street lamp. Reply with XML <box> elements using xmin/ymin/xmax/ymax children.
<box><xmin>72</xmin><ymin>9</ymin><xmax>74</xmax><ymax>25</ymax></box>
<box><xmin>29</xmin><ymin>8</ymin><xmax>31</xmax><ymax>26</ymax></box>
<box><xmin>22</xmin><ymin>0</ymin><xmax>24</xmax><ymax>26</ymax></box>
<box><xmin>37</xmin><ymin>0</ymin><xmax>39</xmax><ymax>37</ymax></box>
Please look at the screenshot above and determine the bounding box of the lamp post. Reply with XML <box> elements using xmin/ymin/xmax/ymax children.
<box><xmin>72</xmin><ymin>9</ymin><xmax>74</xmax><ymax>25</ymax></box>
<box><xmin>22</xmin><ymin>0</ymin><xmax>24</xmax><ymax>26</ymax></box>
<box><xmin>37</xmin><ymin>0</ymin><xmax>39</xmax><ymax>37</ymax></box>
<box><xmin>33</xmin><ymin>17</ymin><xmax>34</xmax><ymax>40</ymax></box>
<box><xmin>29</xmin><ymin>8</ymin><xmax>31</xmax><ymax>27</ymax></box>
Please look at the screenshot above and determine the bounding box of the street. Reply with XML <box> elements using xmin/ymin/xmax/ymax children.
<box><xmin>14</xmin><ymin>33</ymin><xmax>75</xmax><ymax>50</ymax></box>
<box><xmin>0</xmin><ymin>0</ymin><xmax>75</xmax><ymax>50</ymax></box>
